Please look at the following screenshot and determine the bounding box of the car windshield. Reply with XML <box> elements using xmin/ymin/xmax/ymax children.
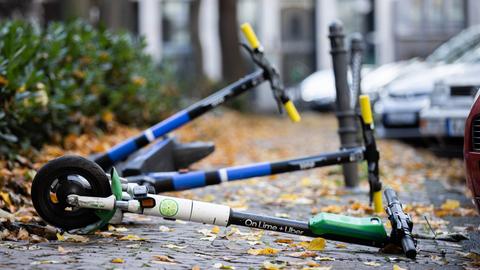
<box><xmin>454</xmin><ymin>44</ymin><xmax>480</xmax><ymax>64</ymax></box>
<box><xmin>426</xmin><ymin>25</ymin><xmax>480</xmax><ymax>64</ymax></box>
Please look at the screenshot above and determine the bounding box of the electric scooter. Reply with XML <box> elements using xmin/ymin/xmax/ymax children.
<box><xmin>30</xmin><ymin>155</ymin><xmax>417</xmax><ymax>259</ymax></box>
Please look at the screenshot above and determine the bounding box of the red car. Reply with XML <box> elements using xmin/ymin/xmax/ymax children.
<box><xmin>464</xmin><ymin>93</ymin><xmax>480</xmax><ymax>213</ymax></box>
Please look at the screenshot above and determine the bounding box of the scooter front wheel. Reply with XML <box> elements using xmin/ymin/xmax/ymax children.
<box><xmin>31</xmin><ymin>155</ymin><xmax>112</xmax><ymax>230</ymax></box>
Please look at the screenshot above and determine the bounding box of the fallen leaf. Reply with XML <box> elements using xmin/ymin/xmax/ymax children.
<box><xmin>248</xmin><ymin>247</ymin><xmax>280</xmax><ymax>256</ymax></box>
<box><xmin>192</xmin><ymin>266</ymin><xmax>201</xmax><ymax>270</ymax></box>
<box><xmin>57</xmin><ymin>232</ymin><xmax>89</xmax><ymax>243</ymax></box>
<box><xmin>58</xmin><ymin>246</ymin><xmax>72</xmax><ymax>254</ymax></box>
<box><xmin>0</xmin><ymin>191</ymin><xmax>12</xmax><ymax>207</ymax></box>
<box><xmin>393</xmin><ymin>264</ymin><xmax>407</xmax><ymax>270</ymax></box>
<box><xmin>119</xmin><ymin>234</ymin><xmax>146</xmax><ymax>241</ymax></box>
<box><xmin>262</xmin><ymin>260</ymin><xmax>286</xmax><ymax>270</ymax></box>
<box><xmin>164</xmin><ymin>243</ymin><xmax>187</xmax><ymax>250</ymax></box>
<box><xmin>315</xmin><ymin>257</ymin><xmax>335</xmax><ymax>261</ymax></box>
<box><xmin>336</xmin><ymin>243</ymin><xmax>347</xmax><ymax>249</ymax></box>
<box><xmin>307</xmin><ymin>238</ymin><xmax>326</xmax><ymax>251</ymax></box>
<box><xmin>211</xmin><ymin>226</ymin><xmax>220</xmax><ymax>234</ymax></box>
<box><xmin>17</xmin><ymin>228</ymin><xmax>29</xmax><ymax>240</ymax></box>
<box><xmin>288</xmin><ymin>251</ymin><xmax>317</xmax><ymax>258</ymax></box>
<box><xmin>213</xmin><ymin>262</ymin><xmax>235</xmax><ymax>269</ymax></box>
<box><xmin>159</xmin><ymin>225</ymin><xmax>172</xmax><ymax>232</ymax></box>
<box><xmin>30</xmin><ymin>260</ymin><xmax>60</xmax><ymax>265</ymax></box>
<box><xmin>274</xmin><ymin>238</ymin><xmax>294</xmax><ymax>244</ymax></box>
<box><xmin>441</xmin><ymin>199</ymin><xmax>460</xmax><ymax>211</ymax></box>
<box><xmin>302</xmin><ymin>267</ymin><xmax>332</xmax><ymax>270</ymax></box>
<box><xmin>364</xmin><ymin>261</ymin><xmax>381</xmax><ymax>267</ymax></box>
<box><xmin>111</xmin><ymin>258</ymin><xmax>124</xmax><ymax>263</ymax></box>
<box><xmin>152</xmin><ymin>255</ymin><xmax>176</xmax><ymax>263</ymax></box>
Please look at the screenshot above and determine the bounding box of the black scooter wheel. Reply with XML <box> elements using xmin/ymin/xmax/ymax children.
<box><xmin>31</xmin><ymin>155</ymin><xmax>112</xmax><ymax>230</ymax></box>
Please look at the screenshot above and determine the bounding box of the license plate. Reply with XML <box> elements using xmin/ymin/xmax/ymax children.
<box><xmin>447</xmin><ymin>118</ymin><xmax>465</xmax><ymax>137</ymax></box>
<box><xmin>385</xmin><ymin>113</ymin><xmax>417</xmax><ymax>125</ymax></box>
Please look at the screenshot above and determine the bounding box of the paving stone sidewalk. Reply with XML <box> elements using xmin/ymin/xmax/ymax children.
<box><xmin>0</xmin><ymin>113</ymin><xmax>478</xmax><ymax>269</ymax></box>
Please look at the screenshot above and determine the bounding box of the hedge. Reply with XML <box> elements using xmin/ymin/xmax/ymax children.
<box><xmin>0</xmin><ymin>20</ymin><xmax>180</xmax><ymax>158</ymax></box>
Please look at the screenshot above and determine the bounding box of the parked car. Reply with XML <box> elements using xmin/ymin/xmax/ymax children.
<box><xmin>298</xmin><ymin>25</ymin><xmax>480</xmax><ymax>112</ymax></box>
<box><xmin>420</xmin><ymin>76</ymin><xmax>480</xmax><ymax>140</ymax></box>
<box><xmin>463</xmin><ymin>90</ymin><xmax>480</xmax><ymax>213</ymax></box>
<box><xmin>298</xmin><ymin>67</ymin><xmax>372</xmax><ymax>111</ymax></box>
<box><xmin>374</xmin><ymin>63</ymin><xmax>480</xmax><ymax>138</ymax></box>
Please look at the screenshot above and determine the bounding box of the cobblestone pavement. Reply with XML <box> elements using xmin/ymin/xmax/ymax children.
<box><xmin>0</xmin><ymin>112</ymin><xmax>478</xmax><ymax>269</ymax></box>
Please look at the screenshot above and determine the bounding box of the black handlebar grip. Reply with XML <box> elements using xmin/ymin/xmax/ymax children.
<box><xmin>384</xmin><ymin>188</ymin><xmax>399</xmax><ymax>205</ymax></box>
<box><xmin>401</xmin><ymin>234</ymin><xmax>417</xmax><ymax>259</ymax></box>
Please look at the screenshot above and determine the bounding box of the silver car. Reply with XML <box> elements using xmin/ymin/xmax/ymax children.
<box><xmin>374</xmin><ymin>26</ymin><xmax>480</xmax><ymax>139</ymax></box>
<box><xmin>299</xmin><ymin>25</ymin><xmax>480</xmax><ymax>112</ymax></box>
<box><xmin>420</xmin><ymin>77</ymin><xmax>480</xmax><ymax>139</ymax></box>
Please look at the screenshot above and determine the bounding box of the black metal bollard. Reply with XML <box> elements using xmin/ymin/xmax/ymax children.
<box><xmin>328</xmin><ymin>21</ymin><xmax>359</xmax><ymax>188</ymax></box>
<box><xmin>350</xmin><ymin>33</ymin><xmax>365</xmax><ymax>145</ymax></box>
<box><xmin>349</xmin><ymin>32</ymin><xmax>364</xmax><ymax>110</ymax></box>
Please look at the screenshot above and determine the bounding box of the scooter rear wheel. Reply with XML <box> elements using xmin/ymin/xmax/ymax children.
<box><xmin>31</xmin><ymin>155</ymin><xmax>112</xmax><ymax>230</ymax></box>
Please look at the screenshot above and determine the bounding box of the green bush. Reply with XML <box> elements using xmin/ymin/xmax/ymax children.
<box><xmin>0</xmin><ymin>20</ymin><xmax>180</xmax><ymax>158</ymax></box>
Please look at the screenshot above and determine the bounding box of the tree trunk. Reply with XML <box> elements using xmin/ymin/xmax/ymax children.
<box><xmin>218</xmin><ymin>0</ymin><xmax>244</xmax><ymax>83</ymax></box>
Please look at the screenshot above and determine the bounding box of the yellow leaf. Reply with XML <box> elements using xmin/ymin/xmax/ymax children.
<box><xmin>301</xmin><ymin>177</ymin><xmax>312</xmax><ymax>187</ymax></box>
<box><xmin>247</xmin><ymin>247</ymin><xmax>280</xmax><ymax>256</ymax></box>
<box><xmin>111</xmin><ymin>258</ymin><xmax>124</xmax><ymax>263</ymax></box>
<box><xmin>192</xmin><ymin>266</ymin><xmax>201</xmax><ymax>270</ymax></box>
<box><xmin>0</xmin><ymin>75</ymin><xmax>8</xmax><ymax>86</ymax></box>
<box><xmin>336</xmin><ymin>243</ymin><xmax>347</xmax><ymax>249</ymax></box>
<box><xmin>211</xmin><ymin>226</ymin><xmax>220</xmax><ymax>234</ymax></box>
<box><xmin>364</xmin><ymin>261</ymin><xmax>381</xmax><ymax>267</ymax></box>
<box><xmin>56</xmin><ymin>233</ymin><xmax>64</xmax><ymax>241</ymax></box>
<box><xmin>56</xmin><ymin>233</ymin><xmax>88</xmax><ymax>243</ymax></box>
<box><xmin>262</xmin><ymin>261</ymin><xmax>286</xmax><ymax>270</ymax></box>
<box><xmin>441</xmin><ymin>199</ymin><xmax>460</xmax><ymax>211</ymax></box>
<box><xmin>152</xmin><ymin>255</ymin><xmax>176</xmax><ymax>263</ymax></box>
<box><xmin>0</xmin><ymin>191</ymin><xmax>12</xmax><ymax>206</ymax></box>
<box><xmin>119</xmin><ymin>234</ymin><xmax>146</xmax><ymax>241</ymax></box>
<box><xmin>307</xmin><ymin>238</ymin><xmax>326</xmax><ymax>251</ymax></box>
<box><xmin>274</xmin><ymin>238</ymin><xmax>293</xmax><ymax>244</ymax></box>
<box><xmin>393</xmin><ymin>264</ymin><xmax>407</xmax><ymax>270</ymax></box>
<box><xmin>102</xmin><ymin>111</ymin><xmax>115</xmax><ymax>123</ymax></box>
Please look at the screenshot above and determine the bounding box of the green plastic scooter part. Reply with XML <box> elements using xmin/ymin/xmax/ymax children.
<box><xmin>308</xmin><ymin>212</ymin><xmax>388</xmax><ymax>244</ymax></box>
<box><xmin>93</xmin><ymin>168</ymin><xmax>123</xmax><ymax>228</ymax></box>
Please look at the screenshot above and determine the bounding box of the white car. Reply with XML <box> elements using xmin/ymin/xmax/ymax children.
<box><xmin>299</xmin><ymin>25</ymin><xmax>480</xmax><ymax>112</ymax></box>
<box><xmin>374</xmin><ymin>63</ymin><xmax>480</xmax><ymax>138</ymax></box>
<box><xmin>420</xmin><ymin>73</ymin><xmax>480</xmax><ymax>139</ymax></box>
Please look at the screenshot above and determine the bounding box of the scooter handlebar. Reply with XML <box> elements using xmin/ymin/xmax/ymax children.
<box><xmin>359</xmin><ymin>95</ymin><xmax>373</xmax><ymax>125</ymax></box>
<box><xmin>283</xmin><ymin>100</ymin><xmax>301</xmax><ymax>123</ymax></box>
<box><xmin>241</xmin><ymin>23</ymin><xmax>262</xmax><ymax>50</ymax></box>
<box><xmin>401</xmin><ymin>234</ymin><xmax>417</xmax><ymax>259</ymax></box>
<box><xmin>384</xmin><ymin>188</ymin><xmax>417</xmax><ymax>259</ymax></box>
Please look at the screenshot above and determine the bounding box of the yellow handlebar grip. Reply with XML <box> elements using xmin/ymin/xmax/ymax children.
<box><xmin>284</xmin><ymin>100</ymin><xmax>301</xmax><ymax>123</ymax></box>
<box><xmin>241</xmin><ymin>23</ymin><xmax>261</xmax><ymax>50</ymax></box>
<box><xmin>359</xmin><ymin>95</ymin><xmax>373</xmax><ymax>125</ymax></box>
<box><xmin>373</xmin><ymin>191</ymin><xmax>383</xmax><ymax>214</ymax></box>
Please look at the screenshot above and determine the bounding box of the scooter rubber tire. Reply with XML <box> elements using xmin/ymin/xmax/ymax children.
<box><xmin>31</xmin><ymin>155</ymin><xmax>112</xmax><ymax>230</ymax></box>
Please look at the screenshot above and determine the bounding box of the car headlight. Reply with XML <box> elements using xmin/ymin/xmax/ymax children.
<box><xmin>430</xmin><ymin>81</ymin><xmax>449</xmax><ymax>107</ymax></box>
